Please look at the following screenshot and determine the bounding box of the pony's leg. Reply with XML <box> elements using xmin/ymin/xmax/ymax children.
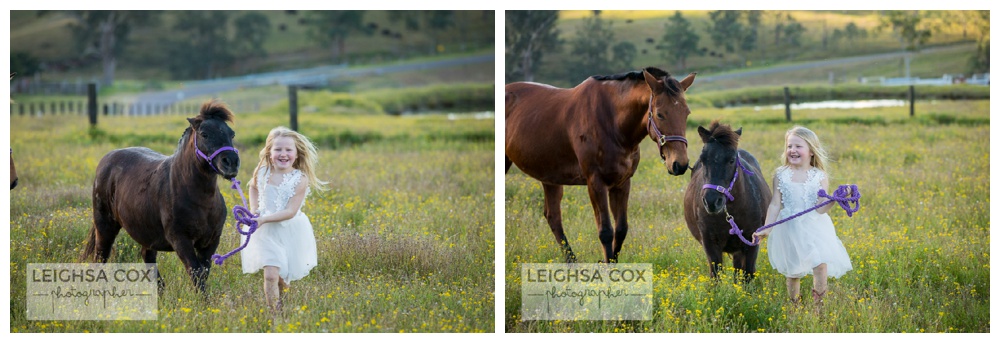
<box><xmin>608</xmin><ymin>179</ymin><xmax>631</xmax><ymax>263</ymax></box>
<box><xmin>731</xmin><ymin>248</ymin><xmax>757</xmax><ymax>284</ymax></box>
<box><xmin>170</xmin><ymin>239</ymin><xmax>209</xmax><ymax>293</ymax></box>
<box><xmin>140</xmin><ymin>248</ymin><xmax>164</xmax><ymax>291</ymax></box>
<box><xmin>702</xmin><ymin>241</ymin><xmax>725</xmax><ymax>278</ymax></box>
<box><xmin>542</xmin><ymin>183</ymin><xmax>576</xmax><ymax>263</ymax></box>
<box><xmin>584</xmin><ymin>178</ymin><xmax>615</xmax><ymax>263</ymax></box>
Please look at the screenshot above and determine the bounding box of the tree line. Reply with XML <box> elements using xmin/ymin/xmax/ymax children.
<box><xmin>505</xmin><ymin>10</ymin><xmax>989</xmax><ymax>85</ymax></box>
<box><xmin>11</xmin><ymin>10</ymin><xmax>495</xmax><ymax>87</ymax></box>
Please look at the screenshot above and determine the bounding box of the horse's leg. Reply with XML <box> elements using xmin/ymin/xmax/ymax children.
<box><xmin>542</xmin><ymin>183</ymin><xmax>576</xmax><ymax>263</ymax></box>
<box><xmin>505</xmin><ymin>155</ymin><xmax>512</xmax><ymax>174</ymax></box>
<box><xmin>585</xmin><ymin>178</ymin><xmax>615</xmax><ymax>263</ymax></box>
<box><xmin>140</xmin><ymin>247</ymin><xmax>164</xmax><ymax>291</ymax></box>
<box><xmin>742</xmin><ymin>246</ymin><xmax>758</xmax><ymax>283</ymax></box>
<box><xmin>702</xmin><ymin>240</ymin><xmax>725</xmax><ymax>279</ymax></box>
<box><xmin>608</xmin><ymin>179</ymin><xmax>631</xmax><ymax>263</ymax></box>
<box><xmin>170</xmin><ymin>238</ymin><xmax>209</xmax><ymax>293</ymax></box>
<box><xmin>193</xmin><ymin>241</ymin><xmax>220</xmax><ymax>295</ymax></box>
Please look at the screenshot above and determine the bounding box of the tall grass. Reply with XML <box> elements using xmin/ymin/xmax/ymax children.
<box><xmin>9</xmin><ymin>110</ymin><xmax>495</xmax><ymax>332</ymax></box>
<box><xmin>504</xmin><ymin>100</ymin><xmax>989</xmax><ymax>332</ymax></box>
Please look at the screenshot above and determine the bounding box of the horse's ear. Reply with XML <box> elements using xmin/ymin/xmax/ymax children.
<box><xmin>642</xmin><ymin>69</ymin><xmax>664</xmax><ymax>93</ymax></box>
<box><xmin>679</xmin><ymin>72</ymin><xmax>697</xmax><ymax>91</ymax></box>
<box><xmin>697</xmin><ymin>126</ymin><xmax>711</xmax><ymax>142</ymax></box>
<box><xmin>187</xmin><ymin>117</ymin><xmax>203</xmax><ymax>128</ymax></box>
<box><xmin>735</xmin><ymin>127</ymin><xmax>743</xmax><ymax>137</ymax></box>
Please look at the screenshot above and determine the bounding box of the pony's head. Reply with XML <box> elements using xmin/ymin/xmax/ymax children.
<box><xmin>188</xmin><ymin>100</ymin><xmax>239</xmax><ymax>180</ymax></box>
<box><xmin>697</xmin><ymin>120</ymin><xmax>742</xmax><ymax>215</ymax></box>
<box><xmin>643</xmin><ymin>67</ymin><xmax>695</xmax><ymax>176</ymax></box>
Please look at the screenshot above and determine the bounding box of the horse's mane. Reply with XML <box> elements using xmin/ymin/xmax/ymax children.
<box><xmin>590</xmin><ymin>67</ymin><xmax>682</xmax><ymax>96</ymax></box>
<box><xmin>175</xmin><ymin>100</ymin><xmax>235</xmax><ymax>153</ymax></box>
<box><xmin>196</xmin><ymin>100</ymin><xmax>235</xmax><ymax>123</ymax></box>
<box><xmin>704</xmin><ymin>120</ymin><xmax>740</xmax><ymax>149</ymax></box>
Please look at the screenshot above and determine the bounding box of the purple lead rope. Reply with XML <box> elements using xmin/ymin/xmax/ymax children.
<box><xmin>211</xmin><ymin>179</ymin><xmax>259</xmax><ymax>265</ymax></box>
<box><xmin>730</xmin><ymin>184</ymin><xmax>861</xmax><ymax>246</ymax></box>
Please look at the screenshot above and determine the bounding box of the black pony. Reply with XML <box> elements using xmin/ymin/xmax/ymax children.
<box><xmin>683</xmin><ymin>121</ymin><xmax>771</xmax><ymax>282</ymax></box>
<box><xmin>83</xmin><ymin>100</ymin><xmax>240</xmax><ymax>292</ymax></box>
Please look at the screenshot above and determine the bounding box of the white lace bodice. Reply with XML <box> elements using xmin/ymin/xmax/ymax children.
<box><xmin>255</xmin><ymin>166</ymin><xmax>309</xmax><ymax>216</ymax></box>
<box><xmin>776</xmin><ymin>166</ymin><xmax>826</xmax><ymax>218</ymax></box>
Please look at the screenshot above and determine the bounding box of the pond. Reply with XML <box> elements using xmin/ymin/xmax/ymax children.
<box><xmin>753</xmin><ymin>99</ymin><xmax>906</xmax><ymax>111</ymax></box>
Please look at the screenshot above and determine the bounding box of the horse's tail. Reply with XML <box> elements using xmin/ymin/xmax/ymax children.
<box><xmin>81</xmin><ymin>223</ymin><xmax>99</xmax><ymax>262</ymax></box>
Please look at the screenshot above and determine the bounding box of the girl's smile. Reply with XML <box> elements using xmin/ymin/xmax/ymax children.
<box><xmin>786</xmin><ymin>135</ymin><xmax>812</xmax><ymax>169</ymax></box>
<box><xmin>270</xmin><ymin>136</ymin><xmax>298</xmax><ymax>172</ymax></box>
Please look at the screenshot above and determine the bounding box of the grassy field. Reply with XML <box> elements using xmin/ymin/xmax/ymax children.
<box><xmin>504</xmin><ymin>100</ymin><xmax>989</xmax><ymax>332</ymax></box>
<box><xmin>8</xmin><ymin>105</ymin><xmax>495</xmax><ymax>332</ymax></box>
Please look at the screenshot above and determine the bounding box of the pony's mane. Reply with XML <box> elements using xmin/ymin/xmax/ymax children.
<box><xmin>590</xmin><ymin>67</ymin><xmax>682</xmax><ymax>96</ymax></box>
<box><xmin>705</xmin><ymin>120</ymin><xmax>740</xmax><ymax>149</ymax></box>
<box><xmin>196</xmin><ymin>100</ymin><xmax>235</xmax><ymax>123</ymax></box>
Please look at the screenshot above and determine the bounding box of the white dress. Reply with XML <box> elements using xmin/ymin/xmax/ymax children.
<box><xmin>241</xmin><ymin>166</ymin><xmax>317</xmax><ymax>282</ymax></box>
<box><xmin>766</xmin><ymin>166</ymin><xmax>853</xmax><ymax>279</ymax></box>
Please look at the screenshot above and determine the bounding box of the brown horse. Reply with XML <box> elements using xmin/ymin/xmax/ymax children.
<box><xmin>83</xmin><ymin>100</ymin><xmax>240</xmax><ymax>293</ymax></box>
<box><xmin>683</xmin><ymin>121</ymin><xmax>771</xmax><ymax>282</ymax></box>
<box><xmin>506</xmin><ymin>67</ymin><xmax>696</xmax><ymax>263</ymax></box>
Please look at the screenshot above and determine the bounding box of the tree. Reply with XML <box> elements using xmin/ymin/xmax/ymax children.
<box><xmin>611</xmin><ymin>41</ymin><xmax>638</xmax><ymax>71</ymax></box>
<box><xmin>505</xmin><ymin>10</ymin><xmax>561</xmax><ymax>82</ymax></box>
<box><xmin>232</xmin><ymin>12</ymin><xmax>272</xmax><ymax>68</ymax></box>
<box><xmin>966</xmin><ymin>10</ymin><xmax>989</xmax><ymax>74</ymax></box>
<box><xmin>656</xmin><ymin>11</ymin><xmax>703</xmax><ymax>71</ymax></box>
<box><xmin>566</xmin><ymin>12</ymin><xmax>616</xmax><ymax>83</ymax></box>
<box><xmin>166</xmin><ymin>11</ymin><xmax>234</xmax><ymax>79</ymax></box>
<box><xmin>878</xmin><ymin>11</ymin><xmax>938</xmax><ymax>78</ymax></box>
<box><xmin>63</xmin><ymin>11</ymin><xmax>159</xmax><ymax>87</ymax></box>
<box><xmin>878</xmin><ymin>10</ymin><xmax>935</xmax><ymax>52</ymax></box>
<box><xmin>707</xmin><ymin>10</ymin><xmax>759</xmax><ymax>67</ymax></box>
<box><xmin>304</xmin><ymin>11</ymin><xmax>370</xmax><ymax>63</ymax></box>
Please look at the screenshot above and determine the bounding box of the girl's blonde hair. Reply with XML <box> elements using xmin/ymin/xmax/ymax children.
<box><xmin>782</xmin><ymin>126</ymin><xmax>829</xmax><ymax>171</ymax></box>
<box><xmin>249</xmin><ymin>126</ymin><xmax>328</xmax><ymax>191</ymax></box>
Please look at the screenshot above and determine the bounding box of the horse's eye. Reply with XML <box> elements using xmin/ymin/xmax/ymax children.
<box><xmin>657</xmin><ymin>111</ymin><xmax>665</xmax><ymax>119</ymax></box>
<box><xmin>200</xmin><ymin>132</ymin><xmax>208</xmax><ymax>138</ymax></box>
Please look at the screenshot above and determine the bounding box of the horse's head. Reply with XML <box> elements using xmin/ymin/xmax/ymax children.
<box><xmin>188</xmin><ymin>100</ymin><xmax>240</xmax><ymax>180</ymax></box>
<box><xmin>697</xmin><ymin>121</ymin><xmax>742</xmax><ymax>215</ymax></box>
<box><xmin>643</xmin><ymin>67</ymin><xmax>695</xmax><ymax>176</ymax></box>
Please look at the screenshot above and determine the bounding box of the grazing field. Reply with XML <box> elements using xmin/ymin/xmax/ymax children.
<box><xmin>8</xmin><ymin>108</ymin><xmax>495</xmax><ymax>333</ymax></box>
<box><xmin>504</xmin><ymin>100</ymin><xmax>989</xmax><ymax>333</ymax></box>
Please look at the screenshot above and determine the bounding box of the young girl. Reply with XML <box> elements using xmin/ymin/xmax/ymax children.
<box><xmin>753</xmin><ymin>126</ymin><xmax>852</xmax><ymax>305</ymax></box>
<box><xmin>241</xmin><ymin>127</ymin><xmax>328</xmax><ymax>312</ymax></box>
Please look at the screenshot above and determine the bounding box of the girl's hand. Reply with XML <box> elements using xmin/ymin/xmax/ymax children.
<box><xmin>752</xmin><ymin>227</ymin><xmax>772</xmax><ymax>245</ymax></box>
<box><xmin>252</xmin><ymin>217</ymin><xmax>265</xmax><ymax>226</ymax></box>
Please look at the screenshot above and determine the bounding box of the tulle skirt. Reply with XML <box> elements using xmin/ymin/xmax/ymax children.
<box><xmin>765</xmin><ymin>211</ymin><xmax>853</xmax><ymax>279</ymax></box>
<box><xmin>240</xmin><ymin>212</ymin><xmax>317</xmax><ymax>282</ymax></box>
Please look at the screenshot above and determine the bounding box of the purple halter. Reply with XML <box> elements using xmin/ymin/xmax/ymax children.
<box><xmin>646</xmin><ymin>96</ymin><xmax>688</xmax><ymax>160</ymax></box>
<box><xmin>702</xmin><ymin>155</ymin><xmax>754</xmax><ymax>202</ymax></box>
<box><xmin>192</xmin><ymin>132</ymin><xmax>239</xmax><ymax>175</ymax></box>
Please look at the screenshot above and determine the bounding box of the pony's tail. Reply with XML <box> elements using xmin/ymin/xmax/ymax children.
<box><xmin>81</xmin><ymin>224</ymin><xmax>99</xmax><ymax>262</ymax></box>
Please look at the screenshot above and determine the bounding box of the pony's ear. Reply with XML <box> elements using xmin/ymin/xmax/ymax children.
<box><xmin>642</xmin><ymin>69</ymin><xmax>664</xmax><ymax>93</ymax></box>
<box><xmin>735</xmin><ymin>127</ymin><xmax>743</xmax><ymax>136</ymax></box>
<box><xmin>679</xmin><ymin>72</ymin><xmax>696</xmax><ymax>91</ymax></box>
<box><xmin>697</xmin><ymin>126</ymin><xmax>711</xmax><ymax>143</ymax></box>
<box><xmin>187</xmin><ymin>117</ymin><xmax>203</xmax><ymax>128</ymax></box>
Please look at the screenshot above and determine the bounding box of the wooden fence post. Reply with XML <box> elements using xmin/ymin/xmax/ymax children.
<box><xmin>909</xmin><ymin>85</ymin><xmax>915</xmax><ymax>117</ymax></box>
<box><xmin>784</xmin><ymin>86</ymin><xmax>792</xmax><ymax>122</ymax></box>
<box><xmin>87</xmin><ymin>83</ymin><xmax>97</xmax><ymax>126</ymax></box>
<box><xmin>288</xmin><ymin>85</ymin><xmax>299</xmax><ymax>132</ymax></box>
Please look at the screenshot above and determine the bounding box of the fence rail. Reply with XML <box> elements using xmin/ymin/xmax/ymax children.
<box><xmin>11</xmin><ymin>100</ymin><xmax>263</xmax><ymax>117</ymax></box>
